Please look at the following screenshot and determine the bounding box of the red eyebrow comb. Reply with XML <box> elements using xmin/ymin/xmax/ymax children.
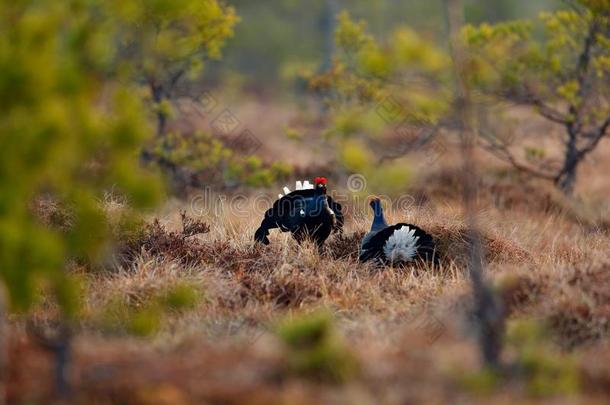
<box><xmin>314</xmin><ymin>177</ymin><xmax>328</xmax><ymax>185</ymax></box>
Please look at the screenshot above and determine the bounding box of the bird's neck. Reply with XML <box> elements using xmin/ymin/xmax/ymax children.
<box><xmin>371</xmin><ymin>204</ymin><xmax>388</xmax><ymax>230</ymax></box>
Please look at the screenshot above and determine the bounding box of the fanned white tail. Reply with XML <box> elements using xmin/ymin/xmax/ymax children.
<box><xmin>383</xmin><ymin>226</ymin><xmax>419</xmax><ymax>263</ymax></box>
<box><xmin>278</xmin><ymin>180</ymin><xmax>314</xmax><ymax>198</ymax></box>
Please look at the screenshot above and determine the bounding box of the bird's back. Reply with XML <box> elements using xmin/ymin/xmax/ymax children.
<box><xmin>254</xmin><ymin>178</ymin><xmax>343</xmax><ymax>246</ymax></box>
<box><xmin>267</xmin><ymin>190</ymin><xmax>332</xmax><ymax>231</ymax></box>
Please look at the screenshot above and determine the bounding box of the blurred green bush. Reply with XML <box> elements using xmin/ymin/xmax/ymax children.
<box><xmin>0</xmin><ymin>0</ymin><xmax>238</xmax><ymax>316</ymax></box>
<box><xmin>0</xmin><ymin>0</ymin><xmax>165</xmax><ymax>315</ymax></box>
<box><xmin>152</xmin><ymin>131</ymin><xmax>292</xmax><ymax>190</ymax></box>
<box><xmin>276</xmin><ymin>310</ymin><xmax>359</xmax><ymax>383</ymax></box>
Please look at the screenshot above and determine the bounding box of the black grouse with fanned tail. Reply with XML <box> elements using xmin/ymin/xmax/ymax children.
<box><xmin>359</xmin><ymin>198</ymin><xmax>437</xmax><ymax>265</ymax></box>
<box><xmin>254</xmin><ymin>177</ymin><xmax>343</xmax><ymax>247</ymax></box>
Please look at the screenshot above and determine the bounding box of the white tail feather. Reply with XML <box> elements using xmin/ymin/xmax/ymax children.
<box><xmin>278</xmin><ymin>180</ymin><xmax>313</xmax><ymax>199</ymax></box>
<box><xmin>383</xmin><ymin>226</ymin><xmax>419</xmax><ymax>263</ymax></box>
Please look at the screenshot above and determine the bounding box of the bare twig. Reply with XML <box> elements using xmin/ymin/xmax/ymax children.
<box><xmin>377</xmin><ymin>125</ymin><xmax>441</xmax><ymax>163</ymax></box>
<box><xmin>479</xmin><ymin>130</ymin><xmax>558</xmax><ymax>180</ymax></box>
<box><xmin>577</xmin><ymin>115</ymin><xmax>610</xmax><ymax>158</ymax></box>
<box><xmin>478</xmin><ymin>5</ymin><xmax>608</xmax><ymax>195</ymax></box>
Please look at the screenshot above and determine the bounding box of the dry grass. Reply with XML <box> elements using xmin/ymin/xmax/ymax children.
<box><xmin>8</xmin><ymin>106</ymin><xmax>610</xmax><ymax>404</ymax></box>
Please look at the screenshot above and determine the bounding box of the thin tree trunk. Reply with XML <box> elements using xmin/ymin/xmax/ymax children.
<box><xmin>445</xmin><ymin>0</ymin><xmax>504</xmax><ymax>369</ymax></box>
<box><xmin>151</xmin><ymin>82</ymin><xmax>167</xmax><ymax>137</ymax></box>
<box><xmin>317</xmin><ymin>0</ymin><xmax>339</xmax><ymax>117</ymax></box>
<box><xmin>321</xmin><ymin>0</ymin><xmax>338</xmax><ymax>73</ymax></box>
<box><xmin>139</xmin><ymin>82</ymin><xmax>168</xmax><ymax>165</ymax></box>
<box><xmin>556</xmin><ymin>126</ymin><xmax>580</xmax><ymax>195</ymax></box>
<box><xmin>556</xmin><ymin>17</ymin><xmax>599</xmax><ymax>196</ymax></box>
<box><xmin>557</xmin><ymin>160</ymin><xmax>578</xmax><ymax>196</ymax></box>
<box><xmin>26</xmin><ymin>321</ymin><xmax>72</xmax><ymax>400</ymax></box>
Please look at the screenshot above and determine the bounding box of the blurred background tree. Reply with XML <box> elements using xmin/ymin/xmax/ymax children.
<box><xmin>105</xmin><ymin>0</ymin><xmax>238</xmax><ymax>136</ymax></box>
<box><xmin>103</xmin><ymin>0</ymin><xmax>295</xmax><ymax>192</ymax></box>
<box><xmin>308</xmin><ymin>0</ymin><xmax>607</xmax><ymax>196</ymax></box>
<box><xmin>464</xmin><ymin>0</ymin><xmax>610</xmax><ymax>195</ymax></box>
<box><xmin>107</xmin><ymin>0</ymin><xmax>567</xmax><ymax>195</ymax></box>
<box><xmin>204</xmin><ymin>0</ymin><xmax>561</xmax><ymax>96</ymax></box>
<box><xmin>309</xmin><ymin>10</ymin><xmax>453</xmax><ymax>194</ymax></box>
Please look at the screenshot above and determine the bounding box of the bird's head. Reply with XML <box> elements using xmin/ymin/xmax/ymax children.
<box><xmin>314</xmin><ymin>177</ymin><xmax>328</xmax><ymax>194</ymax></box>
<box><xmin>369</xmin><ymin>196</ymin><xmax>382</xmax><ymax>210</ymax></box>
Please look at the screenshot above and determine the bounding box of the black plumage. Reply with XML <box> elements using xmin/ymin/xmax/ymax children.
<box><xmin>359</xmin><ymin>198</ymin><xmax>437</xmax><ymax>265</ymax></box>
<box><xmin>254</xmin><ymin>178</ymin><xmax>343</xmax><ymax>247</ymax></box>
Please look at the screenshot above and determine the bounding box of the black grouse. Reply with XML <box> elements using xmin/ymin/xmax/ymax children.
<box><xmin>359</xmin><ymin>198</ymin><xmax>437</xmax><ymax>265</ymax></box>
<box><xmin>254</xmin><ymin>177</ymin><xmax>343</xmax><ymax>247</ymax></box>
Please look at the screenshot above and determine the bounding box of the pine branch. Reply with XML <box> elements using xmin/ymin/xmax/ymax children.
<box><xmin>577</xmin><ymin>114</ymin><xmax>610</xmax><ymax>158</ymax></box>
<box><xmin>479</xmin><ymin>130</ymin><xmax>558</xmax><ymax>180</ymax></box>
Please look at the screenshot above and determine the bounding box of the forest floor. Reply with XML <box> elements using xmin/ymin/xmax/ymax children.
<box><xmin>6</xmin><ymin>100</ymin><xmax>610</xmax><ymax>404</ymax></box>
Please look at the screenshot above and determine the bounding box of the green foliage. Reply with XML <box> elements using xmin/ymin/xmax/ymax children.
<box><xmin>209</xmin><ymin>0</ymin><xmax>554</xmax><ymax>92</ymax></box>
<box><xmin>463</xmin><ymin>2</ymin><xmax>609</xmax><ymax>193</ymax></box>
<box><xmin>284</xmin><ymin>126</ymin><xmax>304</xmax><ymax>141</ymax></box>
<box><xmin>234</xmin><ymin>156</ymin><xmax>292</xmax><ymax>188</ymax></box>
<box><xmin>155</xmin><ymin>131</ymin><xmax>292</xmax><ymax>188</ymax></box>
<box><xmin>318</xmin><ymin>4</ymin><xmax>608</xmax><ymax>194</ymax></box>
<box><xmin>339</xmin><ymin>140</ymin><xmax>411</xmax><ymax>194</ymax></box>
<box><xmin>340</xmin><ymin>140</ymin><xmax>372</xmax><ymax>172</ymax></box>
<box><xmin>105</xmin><ymin>0</ymin><xmax>238</xmax><ymax>136</ymax></box>
<box><xmin>363</xmin><ymin>161</ymin><xmax>412</xmax><ymax>195</ymax></box>
<box><xmin>0</xmin><ymin>0</ymin><xmax>163</xmax><ymax>315</ymax></box>
<box><xmin>458</xmin><ymin>320</ymin><xmax>580</xmax><ymax>397</ymax></box>
<box><xmin>100</xmin><ymin>282</ymin><xmax>201</xmax><ymax>336</ymax></box>
<box><xmin>458</xmin><ymin>367</ymin><xmax>502</xmax><ymax>395</ymax></box>
<box><xmin>312</xmin><ymin>11</ymin><xmax>450</xmax><ymax>194</ymax></box>
<box><xmin>316</xmin><ymin>11</ymin><xmax>451</xmax><ymax>112</ymax></box>
<box><xmin>127</xmin><ymin>306</ymin><xmax>163</xmax><ymax>337</ymax></box>
<box><xmin>109</xmin><ymin>0</ymin><xmax>238</xmax><ymax>85</ymax></box>
<box><xmin>462</xmin><ymin>20</ymin><xmax>534</xmax><ymax>88</ymax></box>
<box><xmin>100</xmin><ymin>295</ymin><xmax>156</xmax><ymax>337</ymax></box>
<box><xmin>506</xmin><ymin>320</ymin><xmax>580</xmax><ymax>397</ymax></box>
<box><xmin>578</xmin><ymin>0</ymin><xmax>610</xmax><ymax>13</ymax></box>
<box><xmin>276</xmin><ymin>310</ymin><xmax>359</xmax><ymax>383</ymax></box>
<box><xmin>463</xmin><ymin>5</ymin><xmax>610</xmax><ymax>123</ymax></box>
<box><xmin>157</xmin><ymin>131</ymin><xmax>231</xmax><ymax>172</ymax></box>
<box><xmin>162</xmin><ymin>282</ymin><xmax>201</xmax><ymax>312</ymax></box>
<box><xmin>524</xmin><ymin>146</ymin><xmax>546</xmax><ymax>162</ymax></box>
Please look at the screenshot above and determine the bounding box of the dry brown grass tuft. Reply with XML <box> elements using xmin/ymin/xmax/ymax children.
<box><xmin>119</xmin><ymin>211</ymin><xmax>210</xmax><ymax>267</ymax></box>
<box><xmin>496</xmin><ymin>273</ymin><xmax>548</xmax><ymax>316</ymax></box>
<box><xmin>426</xmin><ymin>223</ymin><xmax>533</xmax><ymax>267</ymax></box>
<box><xmin>30</xmin><ymin>194</ymin><xmax>74</xmax><ymax>231</ymax></box>
<box><xmin>325</xmin><ymin>231</ymin><xmax>365</xmax><ymax>261</ymax></box>
<box><xmin>545</xmin><ymin>265</ymin><xmax>610</xmax><ymax>350</ymax></box>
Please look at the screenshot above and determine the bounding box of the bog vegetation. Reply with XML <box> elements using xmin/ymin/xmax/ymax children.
<box><xmin>1</xmin><ymin>0</ymin><xmax>609</xmax><ymax>403</ymax></box>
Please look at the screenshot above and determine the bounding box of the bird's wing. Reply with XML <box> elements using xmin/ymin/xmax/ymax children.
<box><xmin>267</xmin><ymin>191</ymin><xmax>320</xmax><ymax>231</ymax></box>
<box><xmin>361</xmin><ymin>225</ymin><xmax>396</xmax><ymax>249</ymax></box>
<box><xmin>358</xmin><ymin>230</ymin><xmax>379</xmax><ymax>261</ymax></box>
